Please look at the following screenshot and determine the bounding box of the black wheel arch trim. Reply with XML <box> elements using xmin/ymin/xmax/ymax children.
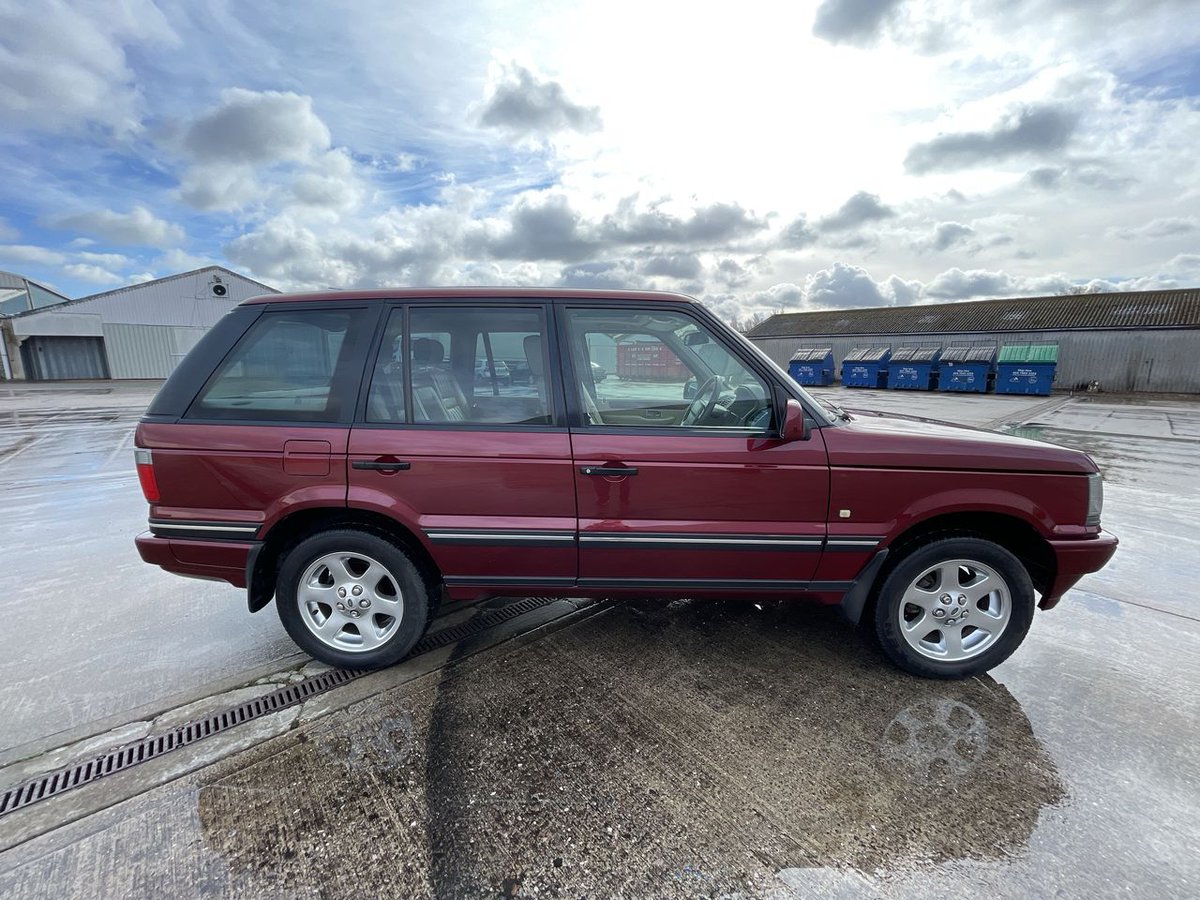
<box><xmin>836</xmin><ymin>548</ymin><xmax>890</xmax><ymax>625</ymax></box>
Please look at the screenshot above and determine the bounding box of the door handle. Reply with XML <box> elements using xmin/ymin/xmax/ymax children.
<box><xmin>579</xmin><ymin>466</ymin><xmax>639</xmax><ymax>476</ymax></box>
<box><xmin>352</xmin><ymin>459</ymin><xmax>412</xmax><ymax>473</ymax></box>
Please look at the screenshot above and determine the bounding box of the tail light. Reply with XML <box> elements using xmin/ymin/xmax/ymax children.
<box><xmin>135</xmin><ymin>448</ymin><xmax>160</xmax><ymax>502</ymax></box>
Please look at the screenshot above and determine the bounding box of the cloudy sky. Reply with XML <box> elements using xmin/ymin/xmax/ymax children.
<box><xmin>1</xmin><ymin>0</ymin><xmax>1198</xmax><ymax>320</ymax></box>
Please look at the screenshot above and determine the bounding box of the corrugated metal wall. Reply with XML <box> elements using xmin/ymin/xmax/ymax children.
<box><xmin>102</xmin><ymin>324</ymin><xmax>208</xmax><ymax>379</ymax></box>
<box><xmin>19</xmin><ymin>336</ymin><xmax>110</xmax><ymax>380</ymax></box>
<box><xmin>750</xmin><ymin>329</ymin><xmax>1200</xmax><ymax>393</ymax></box>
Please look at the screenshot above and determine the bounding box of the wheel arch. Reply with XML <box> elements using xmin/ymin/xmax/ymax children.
<box><xmin>856</xmin><ymin>511</ymin><xmax>1055</xmax><ymax>626</ymax></box>
<box><xmin>248</xmin><ymin>507</ymin><xmax>442</xmax><ymax>613</ymax></box>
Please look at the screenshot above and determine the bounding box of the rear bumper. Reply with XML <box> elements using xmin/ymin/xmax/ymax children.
<box><xmin>135</xmin><ymin>532</ymin><xmax>254</xmax><ymax>588</ymax></box>
<box><xmin>1040</xmin><ymin>529</ymin><xmax>1119</xmax><ymax>609</ymax></box>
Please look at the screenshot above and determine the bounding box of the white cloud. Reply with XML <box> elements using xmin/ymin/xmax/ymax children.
<box><xmin>172</xmin><ymin>89</ymin><xmax>366</xmax><ymax>215</ymax></box>
<box><xmin>54</xmin><ymin>206</ymin><xmax>184</xmax><ymax>248</ymax></box>
<box><xmin>181</xmin><ymin>88</ymin><xmax>331</xmax><ymax>165</ymax></box>
<box><xmin>1108</xmin><ymin>217</ymin><xmax>1197</xmax><ymax>241</ymax></box>
<box><xmin>63</xmin><ymin>263</ymin><xmax>123</xmax><ymax>284</ymax></box>
<box><xmin>0</xmin><ymin>0</ymin><xmax>176</xmax><ymax>133</ymax></box>
<box><xmin>0</xmin><ymin>244</ymin><xmax>67</xmax><ymax>265</ymax></box>
<box><xmin>477</xmin><ymin>65</ymin><xmax>601</xmax><ymax>138</ymax></box>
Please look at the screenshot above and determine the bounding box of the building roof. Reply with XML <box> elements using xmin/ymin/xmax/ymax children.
<box><xmin>746</xmin><ymin>288</ymin><xmax>1200</xmax><ymax>338</ymax></box>
<box><xmin>0</xmin><ymin>270</ymin><xmax>71</xmax><ymax>317</ymax></box>
<box><xmin>8</xmin><ymin>266</ymin><xmax>276</xmax><ymax>318</ymax></box>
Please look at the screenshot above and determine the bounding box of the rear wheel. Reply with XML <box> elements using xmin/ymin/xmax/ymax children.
<box><xmin>276</xmin><ymin>529</ymin><xmax>430</xmax><ymax>669</ymax></box>
<box><xmin>874</xmin><ymin>537</ymin><xmax>1035</xmax><ymax>678</ymax></box>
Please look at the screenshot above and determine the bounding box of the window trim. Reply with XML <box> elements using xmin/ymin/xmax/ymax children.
<box><xmin>555</xmin><ymin>302</ymin><xmax>779</xmax><ymax>437</ymax></box>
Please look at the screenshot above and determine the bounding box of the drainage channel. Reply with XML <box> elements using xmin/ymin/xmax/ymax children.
<box><xmin>0</xmin><ymin>596</ymin><xmax>560</xmax><ymax>820</ymax></box>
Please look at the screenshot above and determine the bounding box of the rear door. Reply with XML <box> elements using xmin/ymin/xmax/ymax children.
<box><xmin>560</xmin><ymin>303</ymin><xmax>830</xmax><ymax>594</ymax></box>
<box><xmin>347</xmin><ymin>303</ymin><xmax>577</xmax><ymax>595</ymax></box>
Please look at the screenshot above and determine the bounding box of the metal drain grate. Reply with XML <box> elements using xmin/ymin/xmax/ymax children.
<box><xmin>0</xmin><ymin>596</ymin><xmax>563</xmax><ymax>819</ymax></box>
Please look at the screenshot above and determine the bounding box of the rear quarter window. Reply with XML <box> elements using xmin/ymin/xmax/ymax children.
<box><xmin>186</xmin><ymin>308</ymin><xmax>370</xmax><ymax>422</ymax></box>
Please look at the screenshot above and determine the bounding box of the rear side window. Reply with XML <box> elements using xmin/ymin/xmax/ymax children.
<box><xmin>188</xmin><ymin>309</ymin><xmax>368</xmax><ymax>422</ymax></box>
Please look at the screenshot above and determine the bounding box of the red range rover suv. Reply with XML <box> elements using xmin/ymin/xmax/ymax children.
<box><xmin>135</xmin><ymin>288</ymin><xmax>1117</xmax><ymax>678</ymax></box>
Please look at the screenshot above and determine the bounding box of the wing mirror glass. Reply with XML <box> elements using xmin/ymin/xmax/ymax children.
<box><xmin>781</xmin><ymin>398</ymin><xmax>810</xmax><ymax>442</ymax></box>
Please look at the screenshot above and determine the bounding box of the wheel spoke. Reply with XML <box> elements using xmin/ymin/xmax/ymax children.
<box><xmin>902</xmin><ymin>583</ymin><xmax>939</xmax><ymax>614</ymax></box>
<box><xmin>360</xmin><ymin>562</ymin><xmax>391</xmax><ymax>593</ymax></box>
<box><xmin>963</xmin><ymin>572</ymin><xmax>997</xmax><ymax>603</ymax></box>
<box><xmin>371</xmin><ymin>595</ymin><xmax>403</xmax><ymax>616</ymax></box>
<box><xmin>316</xmin><ymin>613</ymin><xmax>346</xmax><ymax>639</ymax></box>
<box><xmin>326</xmin><ymin>555</ymin><xmax>356</xmax><ymax>582</ymax></box>
<box><xmin>936</xmin><ymin>562</ymin><xmax>962</xmax><ymax>591</ymax></box>
<box><xmin>298</xmin><ymin>581</ymin><xmax>334</xmax><ymax>608</ymax></box>
<box><xmin>356</xmin><ymin>617</ymin><xmax>384</xmax><ymax>650</ymax></box>
<box><xmin>943</xmin><ymin>627</ymin><xmax>964</xmax><ymax>658</ymax></box>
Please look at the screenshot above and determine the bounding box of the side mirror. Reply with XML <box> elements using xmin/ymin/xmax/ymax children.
<box><xmin>781</xmin><ymin>398</ymin><xmax>810</xmax><ymax>442</ymax></box>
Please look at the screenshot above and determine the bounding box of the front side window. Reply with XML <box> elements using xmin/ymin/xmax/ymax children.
<box><xmin>189</xmin><ymin>308</ymin><xmax>366</xmax><ymax>422</ymax></box>
<box><xmin>564</xmin><ymin>308</ymin><xmax>774</xmax><ymax>431</ymax></box>
<box><xmin>406</xmin><ymin>307</ymin><xmax>552</xmax><ymax>426</ymax></box>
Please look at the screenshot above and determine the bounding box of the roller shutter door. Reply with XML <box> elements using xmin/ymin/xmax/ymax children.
<box><xmin>19</xmin><ymin>336</ymin><xmax>111</xmax><ymax>381</ymax></box>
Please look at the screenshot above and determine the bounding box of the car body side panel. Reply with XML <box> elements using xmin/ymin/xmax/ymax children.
<box><xmin>347</xmin><ymin>427</ymin><xmax>577</xmax><ymax>593</ymax></box>
<box><xmin>136</xmin><ymin>422</ymin><xmax>348</xmax><ymax>534</ymax></box>
<box><xmin>571</xmin><ymin>430</ymin><xmax>830</xmax><ymax>584</ymax></box>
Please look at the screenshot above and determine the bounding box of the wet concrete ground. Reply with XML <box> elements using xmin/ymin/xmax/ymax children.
<box><xmin>1</xmin><ymin>381</ymin><xmax>1198</xmax><ymax>897</ymax></box>
<box><xmin>0</xmin><ymin>382</ymin><xmax>299</xmax><ymax>757</ymax></box>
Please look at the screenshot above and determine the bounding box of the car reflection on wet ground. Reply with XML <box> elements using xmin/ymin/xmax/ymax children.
<box><xmin>1</xmin><ymin>385</ymin><xmax>1198</xmax><ymax>898</ymax></box>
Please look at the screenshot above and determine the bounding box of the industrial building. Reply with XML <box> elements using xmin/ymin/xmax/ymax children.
<box><xmin>1</xmin><ymin>267</ymin><xmax>277</xmax><ymax>381</ymax></box>
<box><xmin>747</xmin><ymin>288</ymin><xmax>1200</xmax><ymax>393</ymax></box>
<box><xmin>0</xmin><ymin>272</ymin><xmax>72</xmax><ymax>379</ymax></box>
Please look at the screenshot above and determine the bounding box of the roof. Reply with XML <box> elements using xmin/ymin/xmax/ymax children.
<box><xmin>843</xmin><ymin>346</ymin><xmax>891</xmax><ymax>362</ymax></box>
<box><xmin>0</xmin><ymin>270</ymin><xmax>71</xmax><ymax>317</ymax></box>
<box><xmin>789</xmin><ymin>347</ymin><xmax>833</xmax><ymax>362</ymax></box>
<box><xmin>891</xmin><ymin>346</ymin><xmax>941</xmax><ymax>362</ymax></box>
<box><xmin>941</xmin><ymin>344</ymin><xmax>997</xmax><ymax>363</ymax></box>
<box><xmin>74</xmin><ymin>266</ymin><xmax>277</xmax><ymax>304</ymax></box>
<box><xmin>746</xmin><ymin>288</ymin><xmax>1200</xmax><ymax>338</ymax></box>
<box><xmin>11</xmin><ymin>266</ymin><xmax>277</xmax><ymax>318</ymax></box>
<box><xmin>241</xmin><ymin>287</ymin><xmax>697</xmax><ymax>305</ymax></box>
<box><xmin>999</xmin><ymin>343</ymin><xmax>1059</xmax><ymax>363</ymax></box>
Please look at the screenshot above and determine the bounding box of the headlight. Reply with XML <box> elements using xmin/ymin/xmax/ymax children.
<box><xmin>1086</xmin><ymin>472</ymin><xmax>1103</xmax><ymax>526</ymax></box>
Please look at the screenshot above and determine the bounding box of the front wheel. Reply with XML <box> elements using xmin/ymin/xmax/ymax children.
<box><xmin>275</xmin><ymin>529</ymin><xmax>430</xmax><ymax>669</ymax></box>
<box><xmin>874</xmin><ymin>537</ymin><xmax>1035</xmax><ymax>679</ymax></box>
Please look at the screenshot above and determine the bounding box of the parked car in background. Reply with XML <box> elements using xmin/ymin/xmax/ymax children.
<box><xmin>474</xmin><ymin>358</ymin><xmax>511</xmax><ymax>385</ymax></box>
<box><xmin>134</xmin><ymin>288</ymin><xmax>1117</xmax><ymax>679</ymax></box>
<box><xmin>590</xmin><ymin>361</ymin><xmax>607</xmax><ymax>383</ymax></box>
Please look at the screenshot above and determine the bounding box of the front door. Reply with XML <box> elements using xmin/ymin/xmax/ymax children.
<box><xmin>560</xmin><ymin>304</ymin><xmax>830</xmax><ymax>595</ymax></box>
<box><xmin>347</xmin><ymin>304</ymin><xmax>577</xmax><ymax>598</ymax></box>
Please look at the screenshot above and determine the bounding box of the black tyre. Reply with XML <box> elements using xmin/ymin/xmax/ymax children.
<box><xmin>275</xmin><ymin>529</ymin><xmax>430</xmax><ymax>669</ymax></box>
<box><xmin>874</xmin><ymin>537</ymin><xmax>1035</xmax><ymax>679</ymax></box>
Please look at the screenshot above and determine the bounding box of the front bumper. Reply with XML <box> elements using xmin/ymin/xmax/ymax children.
<box><xmin>1040</xmin><ymin>529</ymin><xmax>1119</xmax><ymax>609</ymax></box>
<box><xmin>135</xmin><ymin>532</ymin><xmax>254</xmax><ymax>587</ymax></box>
